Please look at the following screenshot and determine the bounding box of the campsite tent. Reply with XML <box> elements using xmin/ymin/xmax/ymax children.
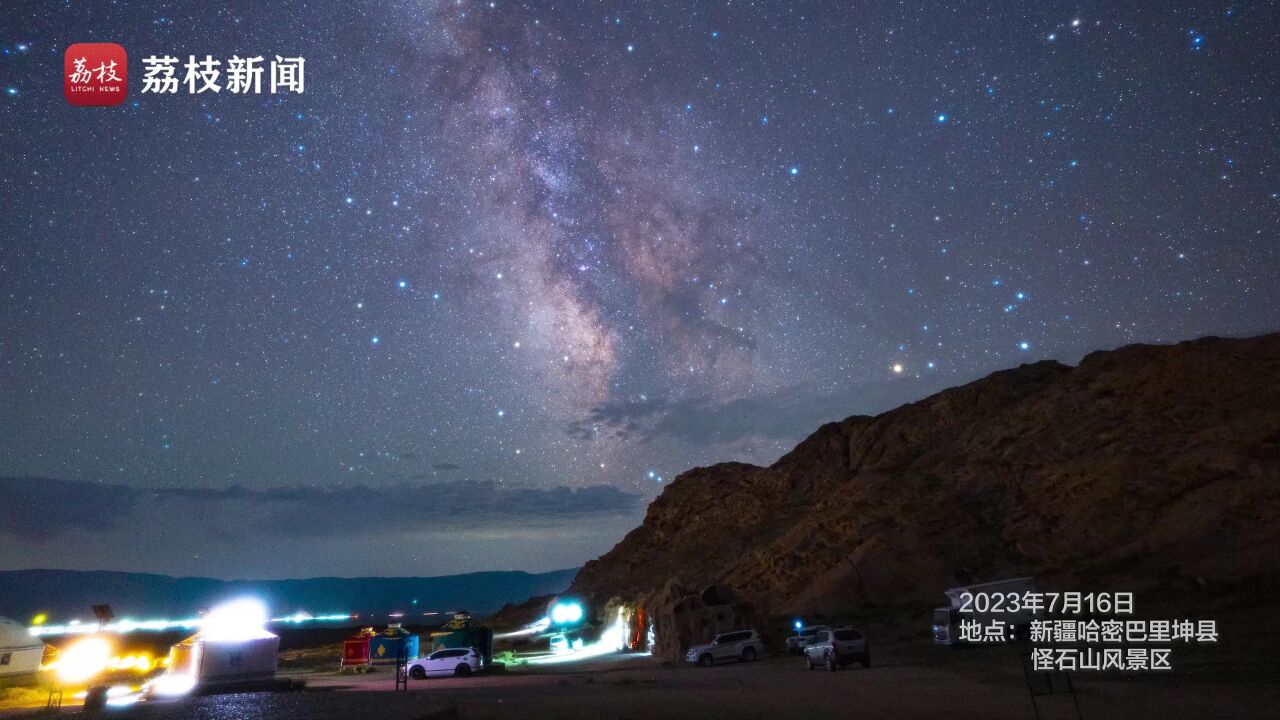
<box><xmin>341</xmin><ymin>627</ymin><xmax>376</xmax><ymax>668</ymax></box>
<box><xmin>165</xmin><ymin>630</ymin><xmax>279</xmax><ymax>685</ymax></box>
<box><xmin>429</xmin><ymin>614</ymin><xmax>493</xmax><ymax>665</ymax></box>
<box><xmin>368</xmin><ymin>624</ymin><xmax>419</xmax><ymax>666</ymax></box>
<box><xmin>0</xmin><ymin>617</ymin><xmax>44</xmax><ymax>679</ymax></box>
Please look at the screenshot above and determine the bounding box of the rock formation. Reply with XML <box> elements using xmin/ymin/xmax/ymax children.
<box><xmin>571</xmin><ymin>334</ymin><xmax>1280</xmax><ymax>631</ymax></box>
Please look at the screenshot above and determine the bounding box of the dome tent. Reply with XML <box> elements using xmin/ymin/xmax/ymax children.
<box><xmin>341</xmin><ymin>627</ymin><xmax>376</xmax><ymax>668</ymax></box>
<box><xmin>164</xmin><ymin>630</ymin><xmax>279</xmax><ymax>685</ymax></box>
<box><xmin>429</xmin><ymin>613</ymin><xmax>493</xmax><ymax>665</ymax></box>
<box><xmin>368</xmin><ymin>624</ymin><xmax>419</xmax><ymax>666</ymax></box>
<box><xmin>0</xmin><ymin>616</ymin><xmax>45</xmax><ymax>679</ymax></box>
<box><xmin>158</xmin><ymin>599</ymin><xmax>279</xmax><ymax>688</ymax></box>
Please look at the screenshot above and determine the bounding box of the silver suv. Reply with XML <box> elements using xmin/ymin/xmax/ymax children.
<box><xmin>804</xmin><ymin>627</ymin><xmax>869</xmax><ymax>671</ymax></box>
<box><xmin>685</xmin><ymin>629</ymin><xmax>766</xmax><ymax>667</ymax></box>
<box><xmin>786</xmin><ymin>625</ymin><xmax>829</xmax><ymax>654</ymax></box>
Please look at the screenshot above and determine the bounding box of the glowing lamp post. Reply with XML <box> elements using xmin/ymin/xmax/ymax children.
<box><xmin>549</xmin><ymin>601</ymin><xmax>585</xmax><ymax>628</ymax></box>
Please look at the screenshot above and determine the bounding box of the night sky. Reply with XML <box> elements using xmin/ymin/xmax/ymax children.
<box><xmin>2</xmin><ymin>1</ymin><xmax>1277</xmax><ymax>579</ymax></box>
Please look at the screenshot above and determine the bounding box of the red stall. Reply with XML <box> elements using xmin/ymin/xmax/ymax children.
<box><xmin>341</xmin><ymin>627</ymin><xmax>377</xmax><ymax>668</ymax></box>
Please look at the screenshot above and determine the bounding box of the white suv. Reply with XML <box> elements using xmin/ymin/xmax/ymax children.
<box><xmin>408</xmin><ymin>647</ymin><xmax>482</xmax><ymax>679</ymax></box>
<box><xmin>804</xmin><ymin>628</ymin><xmax>869</xmax><ymax>671</ymax></box>
<box><xmin>685</xmin><ymin>630</ymin><xmax>765</xmax><ymax>667</ymax></box>
<box><xmin>786</xmin><ymin>625</ymin><xmax>829</xmax><ymax>654</ymax></box>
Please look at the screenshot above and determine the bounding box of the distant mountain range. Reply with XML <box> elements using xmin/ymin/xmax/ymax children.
<box><xmin>0</xmin><ymin>568</ymin><xmax>577</xmax><ymax>623</ymax></box>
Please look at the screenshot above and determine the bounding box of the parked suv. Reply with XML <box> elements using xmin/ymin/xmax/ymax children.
<box><xmin>804</xmin><ymin>628</ymin><xmax>869</xmax><ymax>670</ymax></box>
<box><xmin>685</xmin><ymin>629</ymin><xmax>766</xmax><ymax>667</ymax></box>
<box><xmin>786</xmin><ymin>625</ymin><xmax>829</xmax><ymax>654</ymax></box>
<box><xmin>408</xmin><ymin>647</ymin><xmax>482</xmax><ymax>679</ymax></box>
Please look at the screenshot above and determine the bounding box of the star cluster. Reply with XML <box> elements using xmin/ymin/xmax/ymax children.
<box><xmin>1</xmin><ymin>1</ymin><xmax>1277</xmax><ymax>576</ymax></box>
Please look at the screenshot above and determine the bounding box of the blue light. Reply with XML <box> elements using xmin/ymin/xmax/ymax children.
<box><xmin>788</xmin><ymin>166</ymin><xmax>799</xmax><ymax>176</ymax></box>
<box><xmin>936</xmin><ymin>113</ymin><xmax>948</xmax><ymax>123</ymax></box>
<box><xmin>371</xmin><ymin>336</ymin><xmax>380</xmax><ymax>345</ymax></box>
<box><xmin>1019</xmin><ymin>341</ymin><xmax>1030</xmax><ymax>351</ymax></box>
<box><xmin>550</xmin><ymin>601</ymin><xmax>584</xmax><ymax>626</ymax></box>
<box><xmin>794</xmin><ymin>619</ymin><xmax>803</xmax><ymax>630</ymax></box>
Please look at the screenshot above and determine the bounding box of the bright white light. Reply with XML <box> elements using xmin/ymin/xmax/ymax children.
<box><xmin>105</xmin><ymin>685</ymin><xmax>142</xmax><ymax>707</ymax></box>
<box><xmin>32</xmin><ymin>610</ymin><xmax>348</xmax><ymax>637</ymax></box>
<box><xmin>550</xmin><ymin>602</ymin><xmax>584</xmax><ymax>625</ymax></box>
<box><xmin>56</xmin><ymin>636</ymin><xmax>113</xmax><ymax>684</ymax></box>
<box><xmin>530</xmin><ymin>608</ymin><xmax>644</xmax><ymax>665</ymax></box>
<box><xmin>201</xmin><ymin>598</ymin><xmax>274</xmax><ymax>641</ymax></box>
<box><xmin>145</xmin><ymin>673</ymin><xmax>196</xmax><ymax>697</ymax></box>
<box><xmin>496</xmin><ymin>616</ymin><xmax>550</xmax><ymax>639</ymax></box>
<box><xmin>106</xmin><ymin>693</ymin><xmax>141</xmax><ymax>708</ymax></box>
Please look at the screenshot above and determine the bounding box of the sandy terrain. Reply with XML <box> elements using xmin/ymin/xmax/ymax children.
<box><xmin>9</xmin><ymin>638</ymin><xmax>1276</xmax><ymax>720</ymax></box>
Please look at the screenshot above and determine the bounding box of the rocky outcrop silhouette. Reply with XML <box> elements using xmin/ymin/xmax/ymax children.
<box><xmin>572</xmin><ymin>335</ymin><xmax>1280</xmax><ymax>623</ymax></box>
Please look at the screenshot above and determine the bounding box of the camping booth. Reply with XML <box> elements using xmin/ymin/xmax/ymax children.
<box><xmin>369</xmin><ymin>624</ymin><xmax>419</xmax><ymax>666</ymax></box>
<box><xmin>165</xmin><ymin>630</ymin><xmax>279</xmax><ymax>686</ymax></box>
<box><xmin>341</xmin><ymin>627</ymin><xmax>377</xmax><ymax>668</ymax></box>
<box><xmin>0</xmin><ymin>617</ymin><xmax>45</xmax><ymax>680</ymax></box>
<box><xmin>429</xmin><ymin>613</ymin><xmax>494</xmax><ymax>665</ymax></box>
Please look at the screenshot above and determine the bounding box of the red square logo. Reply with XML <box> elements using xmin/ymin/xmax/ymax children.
<box><xmin>64</xmin><ymin>43</ymin><xmax>128</xmax><ymax>106</ymax></box>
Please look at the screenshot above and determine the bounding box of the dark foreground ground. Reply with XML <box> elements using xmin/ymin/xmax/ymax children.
<box><xmin>9</xmin><ymin>636</ymin><xmax>1278</xmax><ymax>720</ymax></box>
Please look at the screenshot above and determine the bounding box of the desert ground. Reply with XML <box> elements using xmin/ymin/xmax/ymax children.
<box><xmin>6</xmin><ymin>633</ymin><xmax>1276</xmax><ymax>720</ymax></box>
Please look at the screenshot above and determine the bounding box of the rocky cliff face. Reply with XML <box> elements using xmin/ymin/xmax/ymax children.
<box><xmin>571</xmin><ymin>334</ymin><xmax>1280</xmax><ymax>618</ymax></box>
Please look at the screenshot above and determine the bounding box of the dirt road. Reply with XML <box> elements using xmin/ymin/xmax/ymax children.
<box><xmin>16</xmin><ymin>641</ymin><xmax>1275</xmax><ymax>720</ymax></box>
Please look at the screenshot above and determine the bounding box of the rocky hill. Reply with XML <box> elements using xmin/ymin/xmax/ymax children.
<box><xmin>571</xmin><ymin>334</ymin><xmax>1280</xmax><ymax>619</ymax></box>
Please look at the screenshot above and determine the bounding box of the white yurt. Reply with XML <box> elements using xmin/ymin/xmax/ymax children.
<box><xmin>0</xmin><ymin>616</ymin><xmax>45</xmax><ymax>679</ymax></box>
<box><xmin>166</xmin><ymin>631</ymin><xmax>279</xmax><ymax>685</ymax></box>
<box><xmin>158</xmin><ymin>599</ymin><xmax>278</xmax><ymax>688</ymax></box>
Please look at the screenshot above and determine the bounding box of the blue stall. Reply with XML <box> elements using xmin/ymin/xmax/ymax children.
<box><xmin>369</xmin><ymin>624</ymin><xmax>420</xmax><ymax>665</ymax></box>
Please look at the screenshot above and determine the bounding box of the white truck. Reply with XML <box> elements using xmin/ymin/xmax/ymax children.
<box><xmin>932</xmin><ymin>576</ymin><xmax>1037</xmax><ymax>646</ymax></box>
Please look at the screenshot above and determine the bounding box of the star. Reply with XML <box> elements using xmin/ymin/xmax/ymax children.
<box><xmin>2</xmin><ymin>0</ymin><xmax>1274</xmax><ymax>582</ymax></box>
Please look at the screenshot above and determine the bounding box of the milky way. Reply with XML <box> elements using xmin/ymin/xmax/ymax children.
<box><xmin>1</xmin><ymin>1</ymin><xmax>1277</xmax><ymax>577</ymax></box>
